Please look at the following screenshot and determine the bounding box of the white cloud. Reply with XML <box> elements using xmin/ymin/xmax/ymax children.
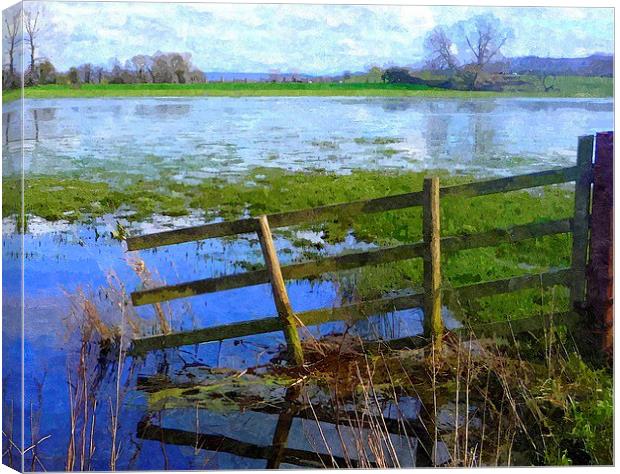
<box><xmin>20</xmin><ymin>1</ymin><xmax>614</xmax><ymax>74</ymax></box>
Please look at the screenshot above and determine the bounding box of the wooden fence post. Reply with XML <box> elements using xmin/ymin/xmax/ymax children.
<box><xmin>257</xmin><ymin>215</ymin><xmax>304</xmax><ymax>365</ymax></box>
<box><xmin>587</xmin><ymin>131</ymin><xmax>613</xmax><ymax>359</ymax></box>
<box><xmin>423</xmin><ymin>177</ymin><xmax>444</xmax><ymax>349</ymax></box>
<box><xmin>570</xmin><ymin>135</ymin><xmax>594</xmax><ymax>310</ymax></box>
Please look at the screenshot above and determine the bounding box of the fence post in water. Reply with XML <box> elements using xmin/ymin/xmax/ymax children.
<box><xmin>587</xmin><ymin>132</ymin><xmax>613</xmax><ymax>359</ymax></box>
<box><xmin>423</xmin><ymin>177</ymin><xmax>444</xmax><ymax>350</ymax></box>
<box><xmin>257</xmin><ymin>215</ymin><xmax>304</xmax><ymax>366</ymax></box>
<box><xmin>570</xmin><ymin>135</ymin><xmax>594</xmax><ymax>310</ymax></box>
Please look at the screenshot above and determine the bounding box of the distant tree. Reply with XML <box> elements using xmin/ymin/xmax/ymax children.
<box><xmin>67</xmin><ymin>67</ymin><xmax>79</xmax><ymax>86</ymax></box>
<box><xmin>152</xmin><ymin>53</ymin><xmax>174</xmax><ymax>83</ymax></box>
<box><xmin>24</xmin><ymin>6</ymin><xmax>43</xmax><ymax>85</ymax></box>
<box><xmin>186</xmin><ymin>70</ymin><xmax>206</xmax><ymax>83</ymax></box>
<box><xmin>78</xmin><ymin>63</ymin><xmax>93</xmax><ymax>84</ymax></box>
<box><xmin>131</xmin><ymin>54</ymin><xmax>154</xmax><ymax>82</ymax></box>
<box><xmin>424</xmin><ymin>26</ymin><xmax>458</xmax><ymax>72</ymax></box>
<box><xmin>381</xmin><ymin>67</ymin><xmax>426</xmax><ymax>85</ymax></box>
<box><xmin>3</xmin><ymin>10</ymin><xmax>21</xmax><ymax>88</ymax></box>
<box><xmin>367</xmin><ymin>66</ymin><xmax>383</xmax><ymax>83</ymax></box>
<box><xmin>109</xmin><ymin>63</ymin><xmax>125</xmax><ymax>84</ymax></box>
<box><xmin>170</xmin><ymin>53</ymin><xmax>189</xmax><ymax>83</ymax></box>
<box><xmin>461</xmin><ymin>15</ymin><xmax>511</xmax><ymax>68</ymax></box>
<box><xmin>93</xmin><ymin>65</ymin><xmax>104</xmax><ymax>84</ymax></box>
<box><xmin>37</xmin><ymin>60</ymin><xmax>56</xmax><ymax>84</ymax></box>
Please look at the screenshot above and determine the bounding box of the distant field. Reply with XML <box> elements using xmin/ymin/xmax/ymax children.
<box><xmin>1</xmin><ymin>76</ymin><xmax>613</xmax><ymax>102</ymax></box>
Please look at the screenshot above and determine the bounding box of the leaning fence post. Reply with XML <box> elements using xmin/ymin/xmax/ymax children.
<box><xmin>423</xmin><ymin>177</ymin><xmax>444</xmax><ymax>350</ymax></box>
<box><xmin>256</xmin><ymin>215</ymin><xmax>304</xmax><ymax>365</ymax></box>
<box><xmin>570</xmin><ymin>135</ymin><xmax>594</xmax><ymax>310</ymax></box>
<box><xmin>587</xmin><ymin>131</ymin><xmax>613</xmax><ymax>359</ymax></box>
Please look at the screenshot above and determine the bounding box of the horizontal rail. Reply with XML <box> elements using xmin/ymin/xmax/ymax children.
<box><xmin>130</xmin><ymin>268</ymin><xmax>572</xmax><ymax>354</ymax></box>
<box><xmin>380</xmin><ymin>310</ymin><xmax>579</xmax><ymax>352</ymax></box>
<box><xmin>126</xmin><ymin>166</ymin><xmax>579</xmax><ymax>251</ymax></box>
<box><xmin>130</xmin><ymin>293</ymin><xmax>426</xmax><ymax>354</ymax></box>
<box><xmin>131</xmin><ymin>218</ymin><xmax>573</xmax><ymax>306</ymax></box>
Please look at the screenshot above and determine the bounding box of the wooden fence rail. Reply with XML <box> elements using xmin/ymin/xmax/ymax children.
<box><xmin>126</xmin><ymin>134</ymin><xmax>613</xmax><ymax>360</ymax></box>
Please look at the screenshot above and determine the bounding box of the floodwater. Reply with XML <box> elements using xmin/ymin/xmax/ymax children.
<box><xmin>2</xmin><ymin>96</ymin><xmax>613</xmax><ymax>178</ymax></box>
<box><xmin>2</xmin><ymin>96</ymin><xmax>614</xmax><ymax>470</ymax></box>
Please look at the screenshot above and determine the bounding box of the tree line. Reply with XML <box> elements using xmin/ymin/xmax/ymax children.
<box><xmin>3</xmin><ymin>7</ymin><xmax>206</xmax><ymax>89</ymax></box>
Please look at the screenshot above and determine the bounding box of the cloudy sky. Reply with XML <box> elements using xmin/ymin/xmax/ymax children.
<box><xmin>13</xmin><ymin>1</ymin><xmax>616</xmax><ymax>74</ymax></box>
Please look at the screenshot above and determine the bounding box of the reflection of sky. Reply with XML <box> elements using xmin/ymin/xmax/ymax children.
<box><xmin>9</xmin><ymin>3</ymin><xmax>614</xmax><ymax>74</ymax></box>
<box><xmin>3</xmin><ymin>97</ymin><xmax>613</xmax><ymax>179</ymax></box>
<box><xmin>3</xmin><ymin>215</ymin><xmax>432</xmax><ymax>469</ymax></box>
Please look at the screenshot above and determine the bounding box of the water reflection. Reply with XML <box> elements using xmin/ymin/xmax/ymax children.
<box><xmin>135</xmin><ymin>102</ymin><xmax>192</xmax><ymax>117</ymax></box>
<box><xmin>136</xmin><ymin>382</ymin><xmax>428</xmax><ymax>468</ymax></box>
<box><xmin>7</xmin><ymin>96</ymin><xmax>612</xmax><ymax>179</ymax></box>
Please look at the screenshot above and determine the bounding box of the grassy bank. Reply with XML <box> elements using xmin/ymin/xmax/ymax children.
<box><xmin>2</xmin><ymin>75</ymin><xmax>613</xmax><ymax>102</ymax></box>
<box><xmin>4</xmin><ymin>167</ymin><xmax>575</xmax><ymax>323</ymax></box>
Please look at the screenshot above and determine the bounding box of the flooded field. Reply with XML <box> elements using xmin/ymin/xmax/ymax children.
<box><xmin>2</xmin><ymin>96</ymin><xmax>614</xmax><ymax>469</ymax></box>
<box><xmin>3</xmin><ymin>96</ymin><xmax>613</xmax><ymax>178</ymax></box>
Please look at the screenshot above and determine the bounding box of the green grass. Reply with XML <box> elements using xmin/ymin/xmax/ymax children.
<box><xmin>1</xmin><ymin>75</ymin><xmax>612</xmax><ymax>103</ymax></box>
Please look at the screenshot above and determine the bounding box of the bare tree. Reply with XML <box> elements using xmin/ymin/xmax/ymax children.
<box><xmin>4</xmin><ymin>10</ymin><xmax>21</xmax><ymax>84</ymax></box>
<box><xmin>78</xmin><ymin>63</ymin><xmax>92</xmax><ymax>84</ymax></box>
<box><xmin>462</xmin><ymin>14</ymin><xmax>511</xmax><ymax>69</ymax></box>
<box><xmin>24</xmin><ymin>7</ymin><xmax>42</xmax><ymax>85</ymax></box>
<box><xmin>456</xmin><ymin>14</ymin><xmax>512</xmax><ymax>89</ymax></box>
<box><xmin>131</xmin><ymin>54</ymin><xmax>154</xmax><ymax>82</ymax></box>
<box><xmin>94</xmin><ymin>66</ymin><xmax>104</xmax><ymax>84</ymax></box>
<box><xmin>424</xmin><ymin>26</ymin><xmax>458</xmax><ymax>72</ymax></box>
<box><xmin>169</xmin><ymin>53</ymin><xmax>188</xmax><ymax>83</ymax></box>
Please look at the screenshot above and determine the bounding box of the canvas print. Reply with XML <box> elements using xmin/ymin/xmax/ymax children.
<box><xmin>1</xmin><ymin>1</ymin><xmax>614</xmax><ymax>470</ymax></box>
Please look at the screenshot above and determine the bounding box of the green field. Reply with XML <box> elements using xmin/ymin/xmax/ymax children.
<box><xmin>2</xmin><ymin>76</ymin><xmax>613</xmax><ymax>102</ymax></box>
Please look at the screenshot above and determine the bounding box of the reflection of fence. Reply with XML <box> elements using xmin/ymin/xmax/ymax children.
<box><xmin>127</xmin><ymin>132</ymin><xmax>613</xmax><ymax>359</ymax></box>
<box><xmin>136</xmin><ymin>384</ymin><xmax>431</xmax><ymax>468</ymax></box>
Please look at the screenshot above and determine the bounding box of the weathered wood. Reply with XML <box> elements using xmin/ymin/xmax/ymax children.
<box><xmin>381</xmin><ymin>311</ymin><xmax>580</xmax><ymax>352</ymax></box>
<box><xmin>131</xmin><ymin>218</ymin><xmax>573</xmax><ymax>306</ymax></box>
<box><xmin>257</xmin><ymin>215</ymin><xmax>304</xmax><ymax>365</ymax></box>
<box><xmin>131</xmin><ymin>243</ymin><xmax>424</xmax><ymax>306</ymax></box>
<box><xmin>130</xmin><ymin>292</ymin><xmax>427</xmax><ymax>354</ymax></box>
<box><xmin>130</xmin><ymin>268</ymin><xmax>571</xmax><ymax>354</ymax></box>
<box><xmin>570</xmin><ymin>135</ymin><xmax>594</xmax><ymax>308</ymax></box>
<box><xmin>422</xmin><ymin>177</ymin><xmax>443</xmax><ymax>348</ymax></box>
<box><xmin>587</xmin><ymin>131</ymin><xmax>613</xmax><ymax>358</ymax></box>
<box><xmin>126</xmin><ymin>166</ymin><xmax>579</xmax><ymax>250</ymax></box>
<box><xmin>454</xmin><ymin>268</ymin><xmax>572</xmax><ymax>300</ymax></box>
<box><xmin>441</xmin><ymin>166</ymin><xmax>579</xmax><ymax>199</ymax></box>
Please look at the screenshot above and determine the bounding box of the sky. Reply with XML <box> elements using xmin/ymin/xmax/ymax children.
<box><xmin>6</xmin><ymin>1</ymin><xmax>616</xmax><ymax>74</ymax></box>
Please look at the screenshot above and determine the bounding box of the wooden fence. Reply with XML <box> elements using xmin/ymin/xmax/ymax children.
<box><xmin>126</xmin><ymin>132</ymin><xmax>613</xmax><ymax>360</ymax></box>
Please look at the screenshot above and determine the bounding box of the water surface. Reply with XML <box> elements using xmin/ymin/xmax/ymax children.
<box><xmin>3</xmin><ymin>96</ymin><xmax>613</xmax><ymax>178</ymax></box>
